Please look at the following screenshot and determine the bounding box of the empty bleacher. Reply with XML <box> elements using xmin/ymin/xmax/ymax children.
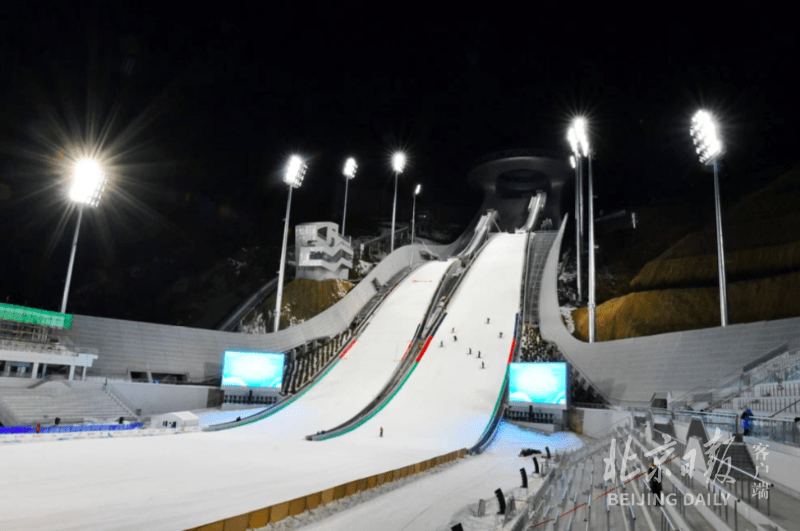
<box><xmin>0</xmin><ymin>380</ymin><xmax>135</xmax><ymax>425</ymax></box>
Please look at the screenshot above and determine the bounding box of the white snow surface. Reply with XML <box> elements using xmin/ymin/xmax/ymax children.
<box><xmin>279</xmin><ymin>423</ymin><xmax>582</xmax><ymax>531</ymax></box>
<box><xmin>0</xmin><ymin>237</ymin><xmax>531</xmax><ymax>531</ymax></box>
<box><xmin>0</xmin><ymin>259</ymin><xmax>454</xmax><ymax>530</ymax></box>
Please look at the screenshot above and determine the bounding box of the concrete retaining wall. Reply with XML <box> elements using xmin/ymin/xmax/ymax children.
<box><xmin>539</xmin><ymin>218</ymin><xmax>800</xmax><ymax>406</ymax></box>
<box><xmin>65</xmin><ymin>244</ymin><xmax>451</xmax><ymax>381</ymax></box>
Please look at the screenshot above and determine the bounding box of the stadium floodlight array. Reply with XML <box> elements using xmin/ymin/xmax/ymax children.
<box><xmin>69</xmin><ymin>158</ymin><xmax>107</xmax><ymax>207</ymax></box>
<box><xmin>390</xmin><ymin>151</ymin><xmax>406</xmax><ymax>252</ymax></box>
<box><xmin>690</xmin><ymin>110</ymin><xmax>729</xmax><ymax>326</ymax></box>
<box><xmin>284</xmin><ymin>155</ymin><xmax>307</xmax><ymax>188</ymax></box>
<box><xmin>343</xmin><ymin>157</ymin><xmax>358</xmax><ymax>179</ymax></box>
<box><xmin>392</xmin><ymin>152</ymin><xmax>406</xmax><ymax>174</ymax></box>
<box><xmin>411</xmin><ymin>183</ymin><xmax>421</xmax><ymax>246</ymax></box>
<box><xmin>341</xmin><ymin>157</ymin><xmax>358</xmax><ymax>236</ymax></box>
<box><xmin>275</xmin><ymin>155</ymin><xmax>307</xmax><ymax>332</ymax></box>
<box><xmin>567</xmin><ymin>123</ymin><xmax>583</xmax><ymax>301</ymax></box>
<box><xmin>61</xmin><ymin>158</ymin><xmax>107</xmax><ymax>313</ymax></box>
<box><xmin>568</xmin><ymin>117</ymin><xmax>596</xmax><ymax>342</ymax></box>
<box><xmin>690</xmin><ymin>110</ymin><xmax>723</xmax><ymax>164</ymax></box>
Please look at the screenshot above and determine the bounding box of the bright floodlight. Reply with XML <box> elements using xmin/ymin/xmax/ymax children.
<box><xmin>569</xmin><ymin>155</ymin><xmax>576</xmax><ymax>169</ymax></box>
<box><xmin>69</xmin><ymin>159</ymin><xmax>107</xmax><ymax>207</ymax></box>
<box><xmin>392</xmin><ymin>152</ymin><xmax>406</xmax><ymax>173</ymax></box>
<box><xmin>691</xmin><ymin>110</ymin><xmax>723</xmax><ymax>164</ymax></box>
<box><xmin>567</xmin><ymin>128</ymin><xmax>579</xmax><ymax>156</ymax></box>
<box><xmin>414</xmin><ymin>184</ymin><xmax>421</xmax><ymax>195</ymax></box>
<box><xmin>572</xmin><ymin>117</ymin><xmax>590</xmax><ymax>157</ymax></box>
<box><xmin>343</xmin><ymin>157</ymin><xmax>358</xmax><ymax>179</ymax></box>
<box><xmin>284</xmin><ymin>155</ymin><xmax>307</xmax><ymax>188</ymax></box>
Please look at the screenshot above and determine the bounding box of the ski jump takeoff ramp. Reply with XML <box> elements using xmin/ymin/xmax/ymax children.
<box><xmin>0</xmin><ymin>237</ymin><xmax>525</xmax><ymax>531</ymax></box>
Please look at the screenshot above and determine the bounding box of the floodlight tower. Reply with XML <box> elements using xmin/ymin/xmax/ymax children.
<box><xmin>61</xmin><ymin>159</ymin><xmax>107</xmax><ymax>314</ymax></box>
<box><xmin>570</xmin><ymin>118</ymin><xmax>596</xmax><ymax>342</ymax></box>
<box><xmin>341</xmin><ymin>157</ymin><xmax>357</xmax><ymax>237</ymax></box>
<box><xmin>411</xmin><ymin>184</ymin><xmax>421</xmax><ymax>243</ymax></box>
<box><xmin>691</xmin><ymin>110</ymin><xmax>729</xmax><ymax>327</ymax></box>
<box><xmin>567</xmin><ymin>129</ymin><xmax>583</xmax><ymax>301</ymax></box>
<box><xmin>390</xmin><ymin>152</ymin><xmax>406</xmax><ymax>252</ymax></box>
<box><xmin>274</xmin><ymin>155</ymin><xmax>307</xmax><ymax>333</ymax></box>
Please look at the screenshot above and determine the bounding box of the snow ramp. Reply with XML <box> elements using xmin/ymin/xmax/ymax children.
<box><xmin>331</xmin><ymin>233</ymin><xmax>527</xmax><ymax>453</ymax></box>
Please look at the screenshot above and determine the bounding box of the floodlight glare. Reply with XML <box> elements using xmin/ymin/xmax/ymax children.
<box><xmin>572</xmin><ymin>117</ymin><xmax>590</xmax><ymax>157</ymax></box>
<box><xmin>690</xmin><ymin>110</ymin><xmax>723</xmax><ymax>164</ymax></box>
<box><xmin>343</xmin><ymin>157</ymin><xmax>358</xmax><ymax>179</ymax></box>
<box><xmin>392</xmin><ymin>152</ymin><xmax>406</xmax><ymax>173</ymax></box>
<box><xmin>69</xmin><ymin>159</ymin><xmax>107</xmax><ymax>207</ymax></box>
<box><xmin>284</xmin><ymin>155</ymin><xmax>307</xmax><ymax>188</ymax></box>
<box><xmin>415</xmin><ymin>184</ymin><xmax>421</xmax><ymax>195</ymax></box>
<box><xmin>567</xmin><ymin>127</ymin><xmax>579</xmax><ymax>156</ymax></box>
<box><xmin>569</xmin><ymin>155</ymin><xmax>576</xmax><ymax>169</ymax></box>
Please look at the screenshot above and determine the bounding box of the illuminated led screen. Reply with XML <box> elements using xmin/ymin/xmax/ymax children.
<box><xmin>509</xmin><ymin>362</ymin><xmax>567</xmax><ymax>405</ymax></box>
<box><xmin>222</xmin><ymin>351</ymin><xmax>285</xmax><ymax>389</ymax></box>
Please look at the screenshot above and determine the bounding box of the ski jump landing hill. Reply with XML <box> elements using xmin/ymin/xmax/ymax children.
<box><xmin>0</xmin><ymin>233</ymin><xmax>530</xmax><ymax>531</ymax></box>
<box><xmin>0</xmin><ymin>151</ymin><xmax>575</xmax><ymax>531</ymax></box>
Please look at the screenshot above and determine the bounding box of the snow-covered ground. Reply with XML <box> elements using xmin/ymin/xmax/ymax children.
<box><xmin>0</xmin><ymin>235</ymin><xmax>569</xmax><ymax>531</ymax></box>
<box><xmin>269</xmin><ymin>423</ymin><xmax>582</xmax><ymax>531</ymax></box>
<box><xmin>332</xmin><ymin>234</ymin><xmax>527</xmax><ymax>452</ymax></box>
<box><xmin>191</xmin><ymin>407</ymin><xmax>268</xmax><ymax>426</ymax></box>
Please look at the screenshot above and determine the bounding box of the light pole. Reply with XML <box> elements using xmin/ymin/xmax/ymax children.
<box><xmin>567</xmin><ymin>130</ymin><xmax>583</xmax><ymax>302</ymax></box>
<box><xmin>341</xmin><ymin>157</ymin><xmax>357</xmax><ymax>236</ymax></box>
<box><xmin>569</xmin><ymin>118</ymin><xmax>596</xmax><ymax>342</ymax></box>
<box><xmin>691</xmin><ymin>110</ymin><xmax>728</xmax><ymax>327</ymax></box>
<box><xmin>390</xmin><ymin>152</ymin><xmax>406</xmax><ymax>252</ymax></box>
<box><xmin>274</xmin><ymin>155</ymin><xmax>307</xmax><ymax>333</ymax></box>
<box><xmin>61</xmin><ymin>159</ymin><xmax>107</xmax><ymax>314</ymax></box>
<box><xmin>411</xmin><ymin>184</ymin><xmax>421</xmax><ymax>243</ymax></box>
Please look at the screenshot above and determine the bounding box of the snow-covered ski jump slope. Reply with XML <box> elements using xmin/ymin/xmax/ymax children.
<box><xmin>330</xmin><ymin>233</ymin><xmax>526</xmax><ymax>452</ymax></box>
<box><xmin>225</xmin><ymin>258</ymin><xmax>456</xmax><ymax>439</ymax></box>
<box><xmin>0</xmin><ymin>237</ymin><xmax>525</xmax><ymax>531</ymax></box>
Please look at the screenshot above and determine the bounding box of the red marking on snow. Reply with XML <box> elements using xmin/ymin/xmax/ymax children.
<box><xmin>399</xmin><ymin>340</ymin><xmax>414</xmax><ymax>362</ymax></box>
<box><xmin>339</xmin><ymin>339</ymin><xmax>357</xmax><ymax>359</ymax></box>
<box><xmin>416</xmin><ymin>336</ymin><xmax>433</xmax><ymax>362</ymax></box>
<box><xmin>507</xmin><ymin>339</ymin><xmax>516</xmax><ymax>364</ymax></box>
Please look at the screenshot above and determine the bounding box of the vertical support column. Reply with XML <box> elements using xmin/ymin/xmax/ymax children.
<box><xmin>713</xmin><ymin>158</ymin><xmax>729</xmax><ymax>327</ymax></box>
<box><xmin>588</xmin><ymin>153</ymin><xmax>596</xmax><ymax>343</ymax></box>
<box><xmin>32</xmin><ymin>362</ymin><xmax>40</xmax><ymax>379</ymax></box>
<box><xmin>42</xmin><ymin>364</ymin><xmax>48</xmax><ymax>378</ymax></box>
<box><xmin>82</xmin><ymin>366</ymin><xmax>87</xmax><ymax>381</ymax></box>
<box><xmin>68</xmin><ymin>364</ymin><xmax>75</xmax><ymax>381</ymax></box>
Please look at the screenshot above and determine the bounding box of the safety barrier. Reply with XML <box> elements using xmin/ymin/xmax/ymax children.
<box><xmin>0</xmin><ymin>422</ymin><xmax>143</xmax><ymax>434</ymax></box>
<box><xmin>183</xmin><ymin>448</ymin><xmax>468</xmax><ymax>531</ymax></box>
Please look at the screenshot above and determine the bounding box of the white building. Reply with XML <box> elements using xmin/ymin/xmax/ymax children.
<box><xmin>294</xmin><ymin>222</ymin><xmax>353</xmax><ymax>281</ymax></box>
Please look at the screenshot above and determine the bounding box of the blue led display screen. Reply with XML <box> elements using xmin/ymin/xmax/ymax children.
<box><xmin>509</xmin><ymin>362</ymin><xmax>567</xmax><ymax>405</ymax></box>
<box><xmin>222</xmin><ymin>351</ymin><xmax>285</xmax><ymax>389</ymax></box>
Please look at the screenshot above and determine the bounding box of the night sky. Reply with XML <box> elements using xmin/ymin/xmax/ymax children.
<box><xmin>1</xmin><ymin>4</ymin><xmax>797</xmax><ymax>312</ymax></box>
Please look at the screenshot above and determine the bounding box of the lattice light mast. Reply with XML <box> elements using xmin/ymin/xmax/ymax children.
<box><xmin>691</xmin><ymin>109</ymin><xmax>728</xmax><ymax>327</ymax></box>
<box><xmin>61</xmin><ymin>159</ymin><xmax>107</xmax><ymax>313</ymax></box>
<box><xmin>274</xmin><ymin>155</ymin><xmax>307</xmax><ymax>333</ymax></box>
